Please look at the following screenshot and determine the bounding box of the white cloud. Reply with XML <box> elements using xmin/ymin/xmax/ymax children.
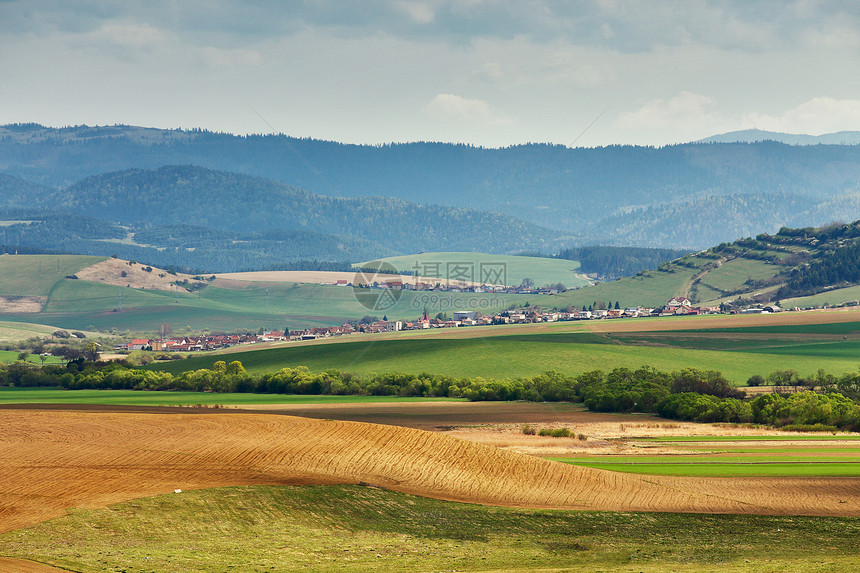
<box><xmin>423</xmin><ymin>94</ymin><xmax>512</xmax><ymax>126</ymax></box>
<box><xmin>393</xmin><ymin>1</ymin><xmax>436</xmax><ymax>24</ymax></box>
<box><xmin>80</xmin><ymin>21</ymin><xmax>168</xmax><ymax>56</ymax></box>
<box><xmin>743</xmin><ymin>97</ymin><xmax>860</xmax><ymax>134</ymax></box>
<box><xmin>616</xmin><ymin>91</ymin><xmax>722</xmax><ymax>131</ymax></box>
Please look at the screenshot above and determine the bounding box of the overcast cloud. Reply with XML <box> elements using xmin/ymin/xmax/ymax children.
<box><xmin>2</xmin><ymin>0</ymin><xmax>859</xmax><ymax>147</ymax></box>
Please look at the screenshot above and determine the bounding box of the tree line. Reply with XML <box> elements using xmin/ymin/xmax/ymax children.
<box><xmin>3</xmin><ymin>359</ymin><xmax>859</xmax><ymax>431</ymax></box>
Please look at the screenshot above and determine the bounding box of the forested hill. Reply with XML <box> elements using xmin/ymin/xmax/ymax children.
<box><xmin>52</xmin><ymin>166</ymin><xmax>569</xmax><ymax>254</ymax></box>
<box><xmin>3</xmin><ymin>124</ymin><xmax>860</xmax><ymax>249</ymax></box>
<box><xmin>0</xmin><ymin>166</ymin><xmax>571</xmax><ymax>270</ymax></box>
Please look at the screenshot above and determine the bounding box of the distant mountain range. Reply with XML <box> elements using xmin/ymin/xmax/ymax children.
<box><xmin>698</xmin><ymin>129</ymin><xmax>860</xmax><ymax>145</ymax></box>
<box><xmin>2</xmin><ymin>123</ymin><xmax>860</xmax><ymax>253</ymax></box>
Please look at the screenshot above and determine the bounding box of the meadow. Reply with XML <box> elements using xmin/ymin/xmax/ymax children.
<box><xmin>0</xmin><ymin>275</ymin><xmax>541</xmax><ymax>332</ymax></box>
<box><xmin>6</xmin><ymin>253</ymin><xmax>860</xmax><ymax>337</ymax></box>
<box><xmin>0</xmin><ymin>254</ymin><xmax>104</xmax><ymax>296</ymax></box>
<box><xmin>695</xmin><ymin>257</ymin><xmax>780</xmax><ymax>294</ymax></box>
<box><xmin>548</xmin><ymin>431</ymin><xmax>860</xmax><ymax>480</ymax></box>
<box><xmin>2</xmin><ymin>484</ymin><xmax>858</xmax><ymax>572</ymax></box>
<box><xmin>552</xmin><ymin>456</ymin><xmax>860</xmax><ymax>477</ymax></box>
<box><xmin>0</xmin><ymin>350</ymin><xmax>64</xmax><ymax>364</ymax></box>
<box><xmin>357</xmin><ymin>251</ymin><xmax>589</xmax><ymax>288</ymax></box>
<box><xmin>0</xmin><ymin>320</ymin><xmax>65</xmax><ymax>342</ymax></box>
<box><xmin>0</xmin><ymin>387</ymin><xmax>461</xmax><ymax>406</ymax></box>
<box><xmin>148</xmin><ymin>316</ymin><xmax>860</xmax><ymax>383</ymax></box>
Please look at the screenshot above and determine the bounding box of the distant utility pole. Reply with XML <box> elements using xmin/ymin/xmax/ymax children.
<box><xmin>266</xmin><ymin>289</ymin><xmax>269</xmax><ymax>313</ymax></box>
<box><xmin>118</xmin><ymin>289</ymin><xmax>122</xmax><ymax>311</ymax></box>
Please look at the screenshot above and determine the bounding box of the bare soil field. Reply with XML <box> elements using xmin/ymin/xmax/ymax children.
<box><xmin>2</xmin><ymin>407</ymin><xmax>859</xmax><ymax>537</ymax></box>
<box><xmin>0</xmin><ymin>557</ymin><xmax>68</xmax><ymax>572</ymax></box>
<box><xmin>236</xmin><ymin>400</ymin><xmax>647</xmax><ymax>430</ymax></box>
<box><xmin>234</xmin><ymin>401</ymin><xmax>833</xmax><ymax>456</ymax></box>
<box><xmin>75</xmin><ymin>258</ymin><xmax>202</xmax><ymax>292</ymax></box>
<box><xmin>0</xmin><ymin>296</ymin><xmax>46</xmax><ymax>313</ymax></box>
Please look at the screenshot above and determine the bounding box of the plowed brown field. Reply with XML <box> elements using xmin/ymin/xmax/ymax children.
<box><xmin>0</xmin><ymin>557</ymin><xmax>68</xmax><ymax>572</ymax></box>
<box><xmin>2</xmin><ymin>408</ymin><xmax>859</xmax><ymax>535</ymax></box>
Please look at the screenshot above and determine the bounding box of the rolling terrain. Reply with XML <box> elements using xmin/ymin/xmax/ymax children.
<box><xmin>149</xmin><ymin>309</ymin><xmax>860</xmax><ymax>383</ymax></box>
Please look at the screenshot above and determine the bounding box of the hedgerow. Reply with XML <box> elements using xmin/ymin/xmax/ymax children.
<box><xmin>2</xmin><ymin>360</ymin><xmax>860</xmax><ymax>430</ymax></box>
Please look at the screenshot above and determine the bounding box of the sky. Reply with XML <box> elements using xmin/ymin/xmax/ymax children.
<box><xmin>2</xmin><ymin>0</ymin><xmax>860</xmax><ymax>148</ymax></box>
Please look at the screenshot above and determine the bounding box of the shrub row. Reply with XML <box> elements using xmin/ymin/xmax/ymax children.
<box><xmin>2</xmin><ymin>360</ymin><xmax>859</xmax><ymax>430</ymax></box>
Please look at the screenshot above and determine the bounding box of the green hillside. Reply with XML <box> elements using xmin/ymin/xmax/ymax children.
<box><xmin>357</xmin><ymin>252</ymin><xmax>588</xmax><ymax>288</ymax></box>
<box><xmin>149</xmin><ymin>321</ymin><xmax>860</xmax><ymax>384</ymax></box>
<box><xmin>0</xmin><ymin>270</ymin><xmax>542</xmax><ymax>332</ymax></box>
<box><xmin>546</xmin><ymin>221</ymin><xmax>860</xmax><ymax>310</ymax></box>
<box><xmin>0</xmin><ymin>320</ymin><xmax>65</xmax><ymax>342</ymax></box>
<box><xmin>5</xmin><ymin>218</ymin><xmax>860</xmax><ymax>336</ymax></box>
<box><xmin>0</xmin><ymin>254</ymin><xmax>105</xmax><ymax>295</ymax></box>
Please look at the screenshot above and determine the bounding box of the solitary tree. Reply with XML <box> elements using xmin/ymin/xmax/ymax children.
<box><xmin>82</xmin><ymin>341</ymin><xmax>100</xmax><ymax>362</ymax></box>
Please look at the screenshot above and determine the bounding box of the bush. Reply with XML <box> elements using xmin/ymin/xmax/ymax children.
<box><xmin>780</xmin><ymin>423</ymin><xmax>838</xmax><ymax>433</ymax></box>
<box><xmin>521</xmin><ymin>424</ymin><xmax>536</xmax><ymax>435</ymax></box>
<box><xmin>538</xmin><ymin>427</ymin><xmax>571</xmax><ymax>438</ymax></box>
<box><xmin>746</xmin><ymin>374</ymin><xmax>765</xmax><ymax>387</ymax></box>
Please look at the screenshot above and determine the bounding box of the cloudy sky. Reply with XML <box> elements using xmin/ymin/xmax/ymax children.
<box><xmin>2</xmin><ymin>1</ymin><xmax>859</xmax><ymax>147</ymax></box>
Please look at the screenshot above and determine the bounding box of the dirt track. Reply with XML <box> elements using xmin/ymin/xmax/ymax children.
<box><xmin>2</xmin><ymin>408</ymin><xmax>859</xmax><ymax>536</ymax></box>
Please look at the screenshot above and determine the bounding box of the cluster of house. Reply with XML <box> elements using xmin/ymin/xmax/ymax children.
<box><xmin>119</xmin><ymin>333</ymin><xmax>264</xmax><ymax>352</ymax></box>
<box><xmin>329</xmin><ymin>278</ymin><xmax>563</xmax><ymax>295</ymax></box>
<box><xmin>120</xmin><ymin>297</ymin><xmax>776</xmax><ymax>353</ymax></box>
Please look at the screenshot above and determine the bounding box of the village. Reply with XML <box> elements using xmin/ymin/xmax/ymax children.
<box><xmin>117</xmin><ymin>296</ymin><xmax>779</xmax><ymax>353</ymax></box>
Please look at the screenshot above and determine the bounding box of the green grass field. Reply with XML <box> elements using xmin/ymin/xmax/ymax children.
<box><xmin>0</xmin><ymin>387</ymin><xmax>462</xmax><ymax>406</ymax></box>
<box><xmin>696</xmin><ymin>258</ymin><xmax>781</xmax><ymax>294</ymax></box>
<box><xmin>0</xmin><ymin>350</ymin><xmax>64</xmax><ymax>365</ymax></box>
<box><xmin>0</xmin><ymin>320</ymin><xmax>65</xmax><ymax>342</ymax></box>
<box><xmin>551</xmin><ymin>433</ymin><xmax>860</xmax><ymax>477</ymax></box>
<box><xmin>0</xmin><ymin>276</ymin><xmax>541</xmax><ymax>332</ymax></box>
<box><xmin>639</xmin><ymin>435</ymin><xmax>860</xmax><ymax>442</ymax></box>
<box><xmin>550</xmin><ymin>456</ymin><xmax>860</xmax><ymax>477</ymax></box>
<box><xmin>2</xmin><ymin>485</ymin><xmax>858</xmax><ymax>572</ymax></box>
<box><xmin>550</xmin><ymin>265</ymin><xmax>697</xmax><ymax>308</ymax></box>
<box><xmin>357</xmin><ymin>251</ymin><xmax>589</xmax><ymax>289</ymax></box>
<box><xmin>147</xmin><ymin>327</ymin><xmax>860</xmax><ymax>383</ymax></box>
<box><xmin>785</xmin><ymin>285</ymin><xmax>860</xmax><ymax>308</ymax></box>
<box><xmin>0</xmin><ymin>254</ymin><xmax>105</xmax><ymax>296</ymax></box>
<box><xmin>5</xmin><ymin>253</ymin><xmax>860</xmax><ymax>339</ymax></box>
